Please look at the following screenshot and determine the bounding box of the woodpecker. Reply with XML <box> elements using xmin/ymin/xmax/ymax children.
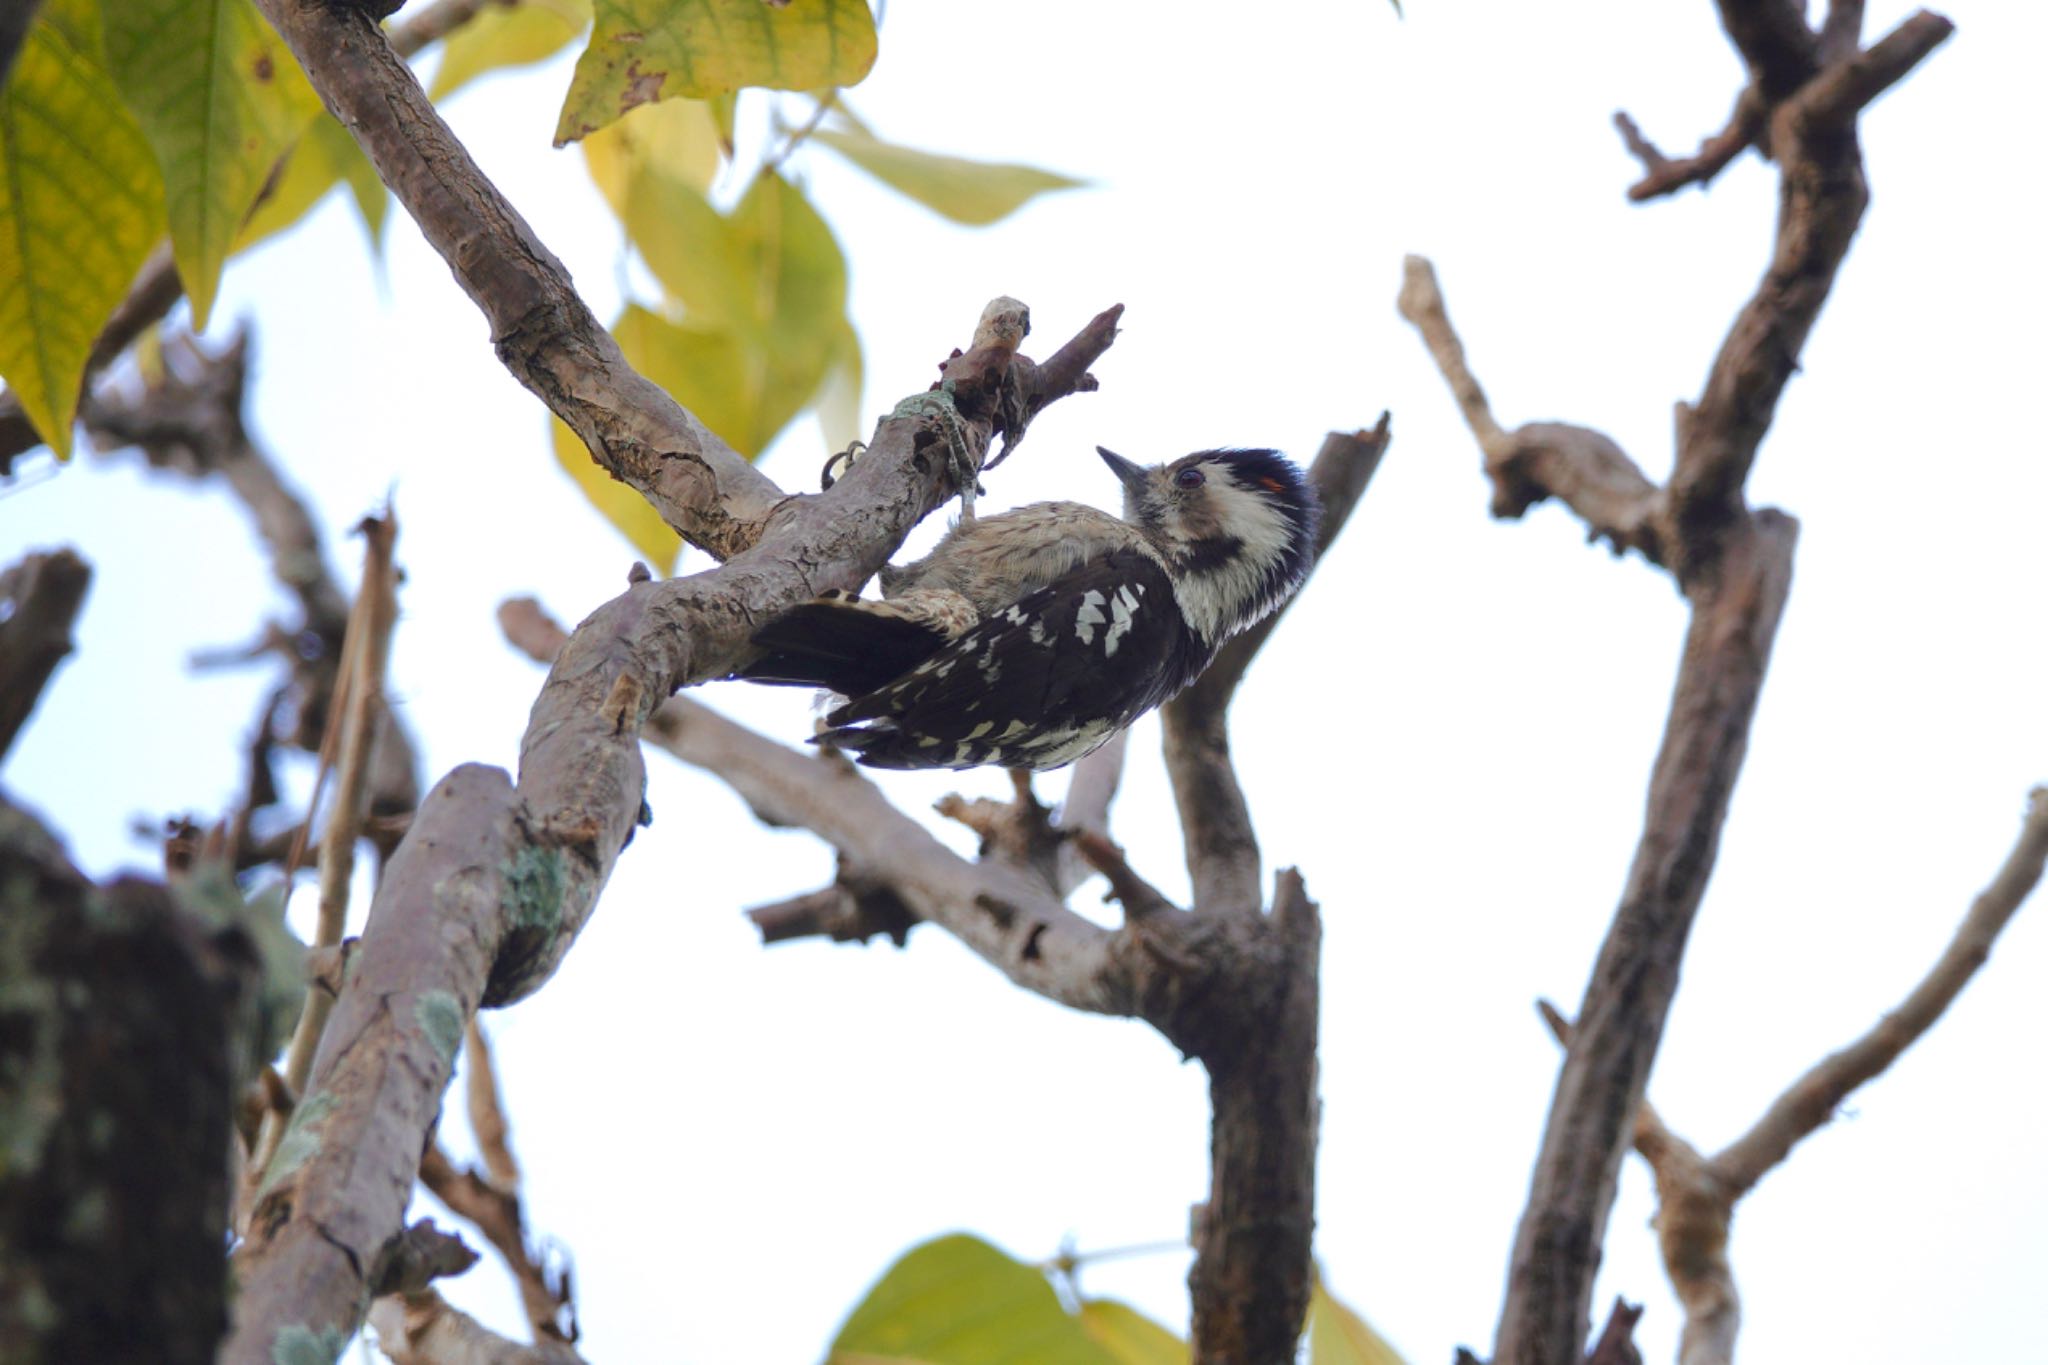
<box><xmin>736</xmin><ymin>446</ymin><xmax>1320</xmax><ymax>771</ymax></box>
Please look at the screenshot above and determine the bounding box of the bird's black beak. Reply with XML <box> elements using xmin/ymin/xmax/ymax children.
<box><xmin>1096</xmin><ymin>447</ymin><xmax>1148</xmax><ymax>492</ymax></box>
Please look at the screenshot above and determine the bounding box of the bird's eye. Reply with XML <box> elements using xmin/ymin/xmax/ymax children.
<box><xmin>1174</xmin><ymin>467</ymin><xmax>1206</xmax><ymax>490</ymax></box>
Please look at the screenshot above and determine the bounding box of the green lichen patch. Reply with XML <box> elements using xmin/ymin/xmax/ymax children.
<box><xmin>259</xmin><ymin>1090</ymin><xmax>338</xmax><ymax>1195</ymax></box>
<box><xmin>413</xmin><ymin>990</ymin><xmax>464</xmax><ymax>1064</ymax></box>
<box><xmin>499</xmin><ymin>843</ymin><xmax>568</xmax><ymax>936</ymax></box>
<box><xmin>271</xmin><ymin>1321</ymin><xmax>351</xmax><ymax>1365</ymax></box>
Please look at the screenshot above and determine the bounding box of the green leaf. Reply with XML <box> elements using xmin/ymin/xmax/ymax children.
<box><xmin>812</xmin><ymin>127</ymin><xmax>1085</xmax><ymax>227</ymax></box>
<box><xmin>0</xmin><ymin>0</ymin><xmax>166</xmax><ymax>458</ymax></box>
<box><xmin>1309</xmin><ymin>1275</ymin><xmax>1407</xmax><ymax>1365</ymax></box>
<box><xmin>234</xmin><ymin>113</ymin><xmax>388</xmax><ymax>253</ymax></box>
<box><xmin>1077</xmin><ymin>1300</ymin><xmax>1185</xmax><ymax>1365</ymax></box>
<box><xmin>828</xmin><ymin>1233</ymin><xmax>1122</xmax><ymax>1365</ymax></box>
<box><xmin>103</xmin><ymin>0</ymin><xmax>323</xmax><ymax>329</ymax></box>
<box><xmin>428</xmin><ymin>0</ymin><xmax>591</xmax><ymax>101</ymax></box>
<box><xmin>553</xmin><ymin>0</ymin><xmax>876</xmax><ymax>146</ymax></box>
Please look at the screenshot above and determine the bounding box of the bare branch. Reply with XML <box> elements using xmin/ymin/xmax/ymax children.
<box><xmin>1495</xmin><ymin>511</ymin><xmax>1796</xmax><ymax>1365</ymax></box>
<box><xmin>1052</xmin><ymin>732</ymin><xmax>1128</xmax><ymax>896</ymax></box>
<box><xmin>370</xmin><ymin>1289</ymin><xmax>587</xmax><ymax>1365</ymax></box>
<box><xmin>281</xmin><ymin>513</ymin><xmax>400</xmax><ymax>1085</ymax></box>
<box><xmin>745</xmin><ymin>870</ymin><xmax>916</xmax><ymax>946</ymax></box>
<box><xmin>1714</xmin><ymin>785</ymin><xmax>2048</xmax><ymax>1192</ymax></box>
<box><xmin>464</xmin><ymin>1018</ymin><xmax>521</xmax><ymax>1190</ymax></box>
<box><xmin>1670</xmin><ymin>11</ymin><xmax>1953</xmax><ymax>553</ymax></box>
<box><xmin>1818</xmin><ymin>0</ymin><xmax>1865</xmax><ymax>62</ymax></box>
<box><xmin>1583</xmin><ymin>1298</ymin><xmax>1646</xmax><ymax>1365</ymax></box>
<box><xmin>0</xmin><ymin>547</ymin><xmax>92</xmax><ymax>763</ymax></box>
<box><xmin>418</xmin><ymin>1145</ymin><xmax>573</xmax><ymax>1344</ymax></box>
<box><xmin>1541</xmin><ymin>1002</ymin><xmax>1738</xmax><ymax>1365</ymax></box>
<box><xmin>1071</xmin><ymin>829</ymin><xmax>1181</xmax><ymax>920</ymax></box>
<box><xmin>1161</xmin><ymin>421</ymin><xmax>1394</xmax><ymax>917</ymax></box>
<box><xmin>1613</xmin><ymin>90</ymin><xmax>1763</xmax><ymax>203</ymax></box>
<box><xmin>1399</xmin><ymin>258</ymin><xmax>1665</xmax><ymax>564</ymax></box>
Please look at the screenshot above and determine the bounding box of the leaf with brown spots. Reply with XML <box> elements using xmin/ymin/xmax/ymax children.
<box><xmin>552</xmin><ymin>0</ymin><xmax>875</xmax><ymax>145</ymax></box>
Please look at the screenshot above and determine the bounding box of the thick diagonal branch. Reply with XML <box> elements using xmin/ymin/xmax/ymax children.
<box><xmin>1161</xmin><ymin>421</ymin><xmax>1392</xmax><ymax>916</ymax></box>
<box><xmin>252</xmin><ymin>0</ymin><xmax>778</xmax><ymax>559</ymax></box>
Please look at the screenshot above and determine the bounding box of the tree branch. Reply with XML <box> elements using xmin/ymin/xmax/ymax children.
<box><xmin>1402</xmin><ymin>17</ymin><xmax>1955</xmax><ymax>1354</ymax></box>
<box><xmin>1531</xmin><ymin>787</ymin><xmax>2044</xmax><ymax>1365</ymax></box>
<box><xmin>1612</xmin><ymin>89</ymin><xmax>1763</xmax><ymax>203</ymax></box>
<box><xmin>0</xmin><ymin>547</ymin><xmax>92</xmax><ymax>764</ymax></box>
<box><xmin>1714</xmin><ymin>784</ymin><xmax>2048</xmax><ymax>1192</ymax></box>
<box><xmin>224</xmin><ymin>282</ymin><xmax>1117</xmax><ymax>1358</ymax></box>
<box><xmin>1160</xmin><ymin>421</ymin><xmax>1393</xmax><ymax>917</ymax></box>
<box><xmin>87</xmin><ymin>331</ymin><xmax>424</xmax><ymax>880</ymax></box>
<box><xmin>1398</xmin><ymin>259</ymin><xmax>1665</xmax><ymax>565</ymax></box>
<box><xmin>1670</xmin><ymin>9</ymin><xmax>1953</xmax><ymax>553</ymax></box>
<box><xmin>252</xmin><ymin>0</ymin><xmax>780</xmax><ymax>558</ymax></box>
<box><xmin>370</xmin><ymin>1289</ymin><xmax>587</xmax><ymax>1365</ymax></box>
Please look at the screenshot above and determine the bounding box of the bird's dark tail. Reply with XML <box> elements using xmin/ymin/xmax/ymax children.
<box><xmin>734</xmin><ymin>597</ymin><xmax>951</xmax><ymax>698</ymax></box>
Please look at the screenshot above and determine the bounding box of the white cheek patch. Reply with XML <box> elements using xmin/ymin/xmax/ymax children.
<box><xmin>1173</xmin><ymin>480</ymin><xmax>1302</xmax><ymax>641</ymax></box>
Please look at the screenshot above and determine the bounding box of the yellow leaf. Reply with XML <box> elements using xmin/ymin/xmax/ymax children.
<box><xmin>827</xmin><ymin>1233</ymin><xmax>1121</xmax><ymax>1364</ymax></box>
<box><xmin>428</xmin><ymin>0</ymin><xmax>591</xmax><ymax>101</ymax></box>
<box><xmin>549</xmin><ymin>408</ymin><xmax>682</xmax><ymax>575</ymax></box>
<box><xmin>103</xmin><ymin>0</ymin><xmax>322</xmax><ymax>329</ymax></box>
<box><xmin>1077</xmin><ymin>1300</ymin><xmax>1186</xmax><ymax>1365</ymax></box>
<box><xmin>553</xmin><ymin>0</ymin><xmax>875</xmax><ymax>146</ymax></box>
<box><xmin>581</xmin><ymin>94</ymin><xmax>720</xmax><ymax>219</ymax></box>
<box><xmin>1309</xmin><ymin>1275</ymin><xmax>1407</xmax><ymax>1365</ymax></box>
<box><xmin>0</xmin><ymin>0</ymin><xmax>166</xmax><ymax>458</ymax></box>
<box><xmin>234</xmin><ymin>113</ymin><xmax>388</xmax><ymax>254</ymax></box>
<box><xmin>812</xmin><ymin>127</ymin><xmax>1085</xmax><ymax>227</ymax></box>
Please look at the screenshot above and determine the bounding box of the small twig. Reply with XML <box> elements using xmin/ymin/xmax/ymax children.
<box><xmin>1715</xmin><ymin>784</ymin><xmax>2048</xmax><ymax>1192</ymax></box>
<box><xmin>1398</xmin><ymin>258</ymin><xmax>1666</xmax><ymax>563</ymax></box>
<box><xmin>1583</xmin><ymin>1298</ymin><xmax>1645</xmax><ymax>1365</ymax></box>
<box><xmin>1052</xmin><ymin>732</ymin><xmax>1128</xmax><ymax>896</ymax></box>
<box><xmin>1071</xmin><ymin>830</ymin><xmax>1180</xmax><ymax>920</ymax></box>
<box><xmin>763</xmin><ymin>89</ymin><xmax>839</xmax><ymax>170</ymax></box>
<box><xmin>1613</xmin><ymin>88</ymin><xmax>1764</xmax><ymax>202</ymax></box>
<box><xmin>246</xmin><ymin>512</ymin><xmax>401</xmax><ymax>1217</ymax></box>
<box><xmin>464</xmin><ymin>1018</ymin><xmax>520</xmax><ymax>1188</ymax></box>
<box><xmin>369</xmin><ymin>1288</ymin><xmax>588</xmax><ymax>1365</ymax></box>
<box><xmin>385</xmin><ymin>0</ymin><xmax>520</xmax><ymax>54</ymax></box>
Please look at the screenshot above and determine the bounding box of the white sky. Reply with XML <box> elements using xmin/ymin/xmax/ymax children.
<box><xmin>5</xmin><ymin>1</ymin><xmax>2045</xmax><ymax>1361</ymax></box>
